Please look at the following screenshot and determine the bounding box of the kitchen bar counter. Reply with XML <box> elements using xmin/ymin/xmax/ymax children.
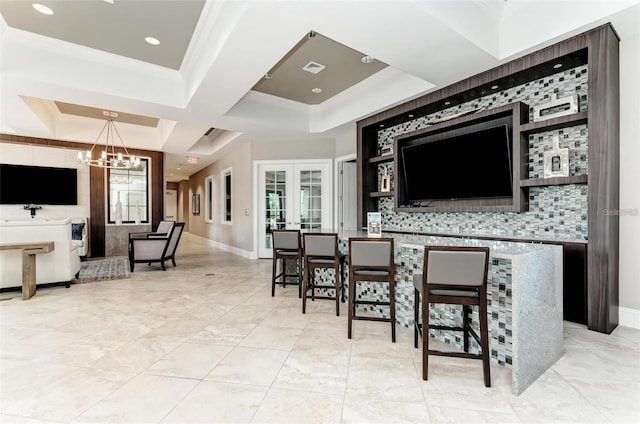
<box><xmin>329</xmin><ymin>230</ymin><xmax>563</xmax><ymax>395</ymax></box>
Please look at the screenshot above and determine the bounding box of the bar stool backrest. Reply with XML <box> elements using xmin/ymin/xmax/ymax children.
<box><xmin>272</xmin><ymin>230</ymin><xmax>301</xmax><ymax>251</ymax></box>
<box><xmin>304</xmin><ymin>233</ymin><xmax>337</xmax><ymax>258</ymax></box>
<box><xmin>350</xmin><ymin>239</ymin><xmax>393</xmax><ymax>267</ymax></box>
<box><xmin>425</xmin><ymin>248</ymin><xmax>488</xmax><ymax>287</ymax></box>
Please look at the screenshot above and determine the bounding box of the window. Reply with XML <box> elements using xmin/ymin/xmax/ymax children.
<box><xmin>205</xmin><ymin>175</ymin><xmax>214</xmax><ymax>223</ymax></box>
<box><xmin>222</xmin><ymin>168</ymin><xmax>232</xmax><ymax>224</ymax></box>
<box><xmin>107</xmin><ymin>158</ymin><xmax>149</xmax><ymax>224</ymax></box>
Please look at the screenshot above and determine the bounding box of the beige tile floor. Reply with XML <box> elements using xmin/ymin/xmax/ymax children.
<box><xmin>1</xmin><ymin>233</ymin><xmax>639</xmax><ymax>423</ymax></box>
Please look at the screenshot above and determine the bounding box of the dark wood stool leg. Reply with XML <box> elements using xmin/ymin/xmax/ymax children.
<box><xmin>480</xmin><ymin>290</ymin><xmax>491</xmax><ymax>387</ymax></box>
<box><xmin>310</xmin><ymin>267</ymin><xmax>316</xmax><ymax>301</ymax></box>
<box><xmin>390</xmin><ymin>278</ymin><xmax>396</xmax><ymax>343</ymax></box>
<box><xmin>348</xmin><ymin>277</ymin><xmax>355</xmax><ymax>339</ymax></box>
<box><xmin>334</xmin><ymin>265</ymin><xmax>340</xmax><ymax>316</ymax></box>
<box><xmin>414</xmin><ymin>287</ymin><xmax>420</xmax><ymax>349</ymax></box>
<box><xmin>422</xmin><ymin>292</ymin><xmax>429</xmax><ymax>380</ymax></box>
<box><xmin>297</xmin><ymin>255</ymin><xmax>302</xmax><ymax>298</ymax></box>
<box><xmin>339</xmin><ymin>258</ymin><xmax>346</xmax><ymax>303</ymax></box>
<box><xmin>302</xmin><ymin>259</ymin><xmax>308</xmax><ymax>314</ymax></box>
<box><xmin>271</xmin><ymin>255</ymin><xmax>277</xmax><ymax>297</ymax></box>
<box><xmin>463</xmin><ymin>305</ymin><xmax>471</xmax><ymax>353</ymax></box>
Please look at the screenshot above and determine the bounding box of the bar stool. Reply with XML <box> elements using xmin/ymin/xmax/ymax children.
<box><xmin>413</xmin><ymin>246</ymin><xmax>491</xmax><ymax>387</ymax></box>
<box><xmin>347</xmin><ymin>237</ymin><xmax>395</xmax><ymax>342</ymax></box>
<box><xmin>271</xmin><ymin>229</ymin><xmax>303</xmax><ymax>298</ymax></box>
<box><xmin>302</xmin><ymin>233</ymin><xmax>345</xmax><ymax>316</ymax></box>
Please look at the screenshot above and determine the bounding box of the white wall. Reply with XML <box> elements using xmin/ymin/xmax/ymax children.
<box><xmin>618</xmin><ymin>32</ymin><xmax>640</xmax><ymax>317</ymax></box>
<box><xmin>251</xmin><ymin>138</ymin><xmax>336</xmax><ymax>161</ymax></box>
<box><xmin>0</xmin><ymin>142</ymin><xmax>90</xmax><ymax>220</ymax></box>
<box><xmin>189</xmin><ymin>141</ymin><xmax>254</xmax><ymax>256</ymax></box>
<box><xmin>334</xmin><ymin>123</ymin><xmax>358</xmax><ymax>158</ymax></box>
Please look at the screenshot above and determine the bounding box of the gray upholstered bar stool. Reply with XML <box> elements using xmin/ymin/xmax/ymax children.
<box><xmin>302</xmin><ymin>233</ymin><xmax>345</xmax><ymax>316</ymax></box>
<box><xmin>413</xmin><ymin>245</ymin><xmax>491</xmax><ymax>387</ymax></box>
<box><xmin>271</xmin><ymin>229</ymin><xmax>303</xmax><ymax>298</ymax></box>
<box><xmin>348</xmin><ymin>237</ymin><xmax>396</xmax><ymax>342</ymax></box>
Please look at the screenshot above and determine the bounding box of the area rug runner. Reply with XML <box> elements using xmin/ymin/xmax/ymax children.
<box><xmin>77</xmin><ymin>258</ymin><xmax>130</xmax><ymax>283</ymax></box>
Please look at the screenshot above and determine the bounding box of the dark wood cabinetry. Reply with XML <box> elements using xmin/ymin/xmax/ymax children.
<box><xmin>563</xmin><ymin>243</ymin><xmax>588</xmax><ymax>324</ymax></box>
<box><xmin>357</xmin><ymin>24</ymin><xmax>619</xmax><ymax>333</ymax></box>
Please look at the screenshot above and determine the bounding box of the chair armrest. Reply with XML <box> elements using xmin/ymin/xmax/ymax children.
<box><xmin>129</xmin><ymin>232</ymin><xmax>168</xmax><ymax>240</ymax></box>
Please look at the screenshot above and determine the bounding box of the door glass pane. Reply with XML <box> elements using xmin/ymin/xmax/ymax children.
<box><xmin>264</xmin><ymin>170</ymin><xmax>287</xmax><ymax>249</ymax></box>
<box><xmin>299</xmin><ymin>169</ymin><xmax>322</xmax><ymax>230</ymax></box>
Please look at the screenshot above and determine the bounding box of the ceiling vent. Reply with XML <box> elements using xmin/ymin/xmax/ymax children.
<box><xmin>302</xmin><ymin>61</ymin><xmax>325</xmax><ymax>74</ymax></box>
<box><xmin>204</xmin><ymin>127</ymin><xmax>215</xmax><ymax>136</ymax></box>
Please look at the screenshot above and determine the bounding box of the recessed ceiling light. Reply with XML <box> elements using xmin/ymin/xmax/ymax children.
<box><xmin>361</xmin><ymin>55</ymin><xmax>374</xmax><ymax>64</ymax></box>
<box><xmin>311</xmin><ymin>88</ymin><xmax>322</xmax><ymax>94</ymax></box>
<box><xmin>145</xmin><ymin>36</ymin><xmax>160</xmax><ymax>46</ymax></box>
<box><xmin>379</xmin><ymin>124</ymin><xmax>384</xmax><ymax>128</ymax></box>
<box><xmin>491</xmin><ymin>85</ymin><xmax>499</xmax><ymax>90</ymax></box>
<box><xmin>263</xmin><ymin>73</ymin><xmax>273</xmax><ymax>79</ymax></box>
<box><xmin>408</xmin><ymin>114</ymin><xmax>414</xmax><ymax>118</ymax></box>
<box><xmin>444</xmin><ymin>101</ymin><xmax>451</xmax><ymax>105</ymax></box>
<box><xmin>32</xmin><ymin>3</ymin><xmax>54</xmax><ymax>15</ymax></box>
<box><xmin>553</xmin><ymin>63</ymin><xmax>563</xmax><ymax>69</ymax></box>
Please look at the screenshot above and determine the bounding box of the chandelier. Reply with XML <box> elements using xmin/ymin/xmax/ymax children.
<box><xmin>77</xmin><ymin>112</ymin><xmax>141</xmax><ymax>169</ymax></box>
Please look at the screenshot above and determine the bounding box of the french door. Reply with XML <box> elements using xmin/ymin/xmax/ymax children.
<box><xmin>256</xmin><ymin>160</ymin><xmax>332</xmax><ymax>258</ymax></box>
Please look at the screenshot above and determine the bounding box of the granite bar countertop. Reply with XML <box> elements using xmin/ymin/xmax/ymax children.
<box><xmin>330</xmin><ymin>229</ymin><xmax>560</xmax><ymax>259</ymax></box>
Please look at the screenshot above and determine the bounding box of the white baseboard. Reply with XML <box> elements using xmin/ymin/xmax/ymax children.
<box><xmin>620</xmin><ymin>307</ymin><xmax>640</xmax><ymax>329</ymax></box>
<box><xmin>188</xmin><ymin>233</ymin><xmax>255</xmax><ymax>260</ymax></box>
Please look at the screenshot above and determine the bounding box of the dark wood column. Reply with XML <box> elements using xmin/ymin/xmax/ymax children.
<box><xmin>586</xmin><ymin>25</ymin><xmax>620</xmax><ymax>333</ymax></box>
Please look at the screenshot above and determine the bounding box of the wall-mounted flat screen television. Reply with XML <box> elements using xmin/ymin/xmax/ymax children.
<box><xmin>0</xmin><ymin>164</ymin><xmax>78</xmax><ymax>205</ymax></box>
<box><xmin>399</xmin><ymin>124</ymin><xmax>512</xmax><ymax>204</ymax></box>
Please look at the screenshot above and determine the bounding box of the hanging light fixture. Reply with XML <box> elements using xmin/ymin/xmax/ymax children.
<box><xmin>77</xmin><ymin>111</ymin><xmax>141</xmax><ymax>169</ymax></box>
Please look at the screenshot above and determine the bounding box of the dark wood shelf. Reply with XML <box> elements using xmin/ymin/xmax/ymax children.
<box><xmin>520</xmin><ymin>175</ymin><xmax>588</xmax><ymax>187</ymax></box>
<box><xmin>520</xmin><ymin>111</ymin><xmax>588</xmax><ymax>134</ymax></box>
<box><xmin>370</xmin><ymin>191</ymin><xmax>394</xmax><ymax>197</ymax></box>
<box><xmin>368</xmin><ymin>154</ymin><xmax>394</xmax><ymax>164</ymax></box>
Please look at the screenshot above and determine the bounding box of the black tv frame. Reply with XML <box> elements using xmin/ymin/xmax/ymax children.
<box><xmin>399</xmin><ymin>120</ymin><xmax>513</xmax><ymax>205</ymax></box>
<box><xmin>0</xmin><ymin>163</ymin><xmax>78</xmax><ymax>205</ymax></box>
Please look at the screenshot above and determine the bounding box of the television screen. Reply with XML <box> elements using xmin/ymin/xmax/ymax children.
<box><xmin>0</xmin><ymin>164</ymin><xmax>78</xmax><ymax>205</ymax></box>
<box><xmin>400</xmin><ymin>124</ymin><xmax>512</xmax><ymax>203</ymax></box>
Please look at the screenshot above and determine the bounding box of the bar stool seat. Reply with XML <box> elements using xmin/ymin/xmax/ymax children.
<box><xmin>302</xmin><ymin>233</ymin><xmax>345</xmax><ymax>316</ymax></box>
<box><xmin>271</xmin><ymin>229</ymin><xmax>303</xmax><ymax>298</ymax></box>
<box><xmin>414</xmin><ymin>245</ymin><xmax>491</xmax><ymax>387</ymax></box>
<box><xmin>348</xmin><ymin>237</ymin><xmax>396</xmax><ymax>342</ymax></box>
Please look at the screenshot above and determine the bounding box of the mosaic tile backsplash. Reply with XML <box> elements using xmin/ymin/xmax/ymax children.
<box><xmin>375</xmin><ymin>64</ymin><xmax>589</xmax><ymax>242</ymax></box>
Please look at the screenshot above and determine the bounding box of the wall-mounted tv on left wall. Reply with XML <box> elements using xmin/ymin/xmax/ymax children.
<box><xmin>0</xmin><ymin>164</ymin><xmax>78</xmax><ymax>205</ymax></box>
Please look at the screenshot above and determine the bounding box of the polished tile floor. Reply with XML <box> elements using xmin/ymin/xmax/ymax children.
<box><xmin>1</xmin><ymin>234</ymin><xmax>639</xmax><ymax>423</ymax></box>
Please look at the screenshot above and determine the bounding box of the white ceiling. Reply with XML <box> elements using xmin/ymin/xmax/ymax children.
<box><xmin>1</xmin><ymin>0</ymin><xmax>639</xmax><ymax>182</ymax></box>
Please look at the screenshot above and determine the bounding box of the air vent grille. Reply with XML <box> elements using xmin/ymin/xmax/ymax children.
<box><xmin>302</xmin><ymin>61</ymin><xmax>325</xmax><ymax>74</ymax></box>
